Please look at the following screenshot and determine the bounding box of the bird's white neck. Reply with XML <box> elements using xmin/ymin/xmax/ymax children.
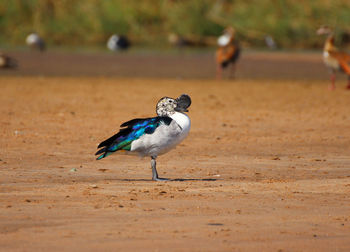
<box><xmin>170</xmin><ymin>112</ymin><xmax>191</xmax><ymax>132</ymax></box>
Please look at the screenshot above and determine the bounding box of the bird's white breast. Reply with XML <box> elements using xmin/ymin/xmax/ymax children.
<box><xmin>169</xmin><ymin>112</ymin><xmax>191</xmax><ymax>139</ymax></box>
<box><xmin>26</xmin><ymin>34</ymin><xmax>39</xmax><ymax>45</ymax></box>
<box><xmin>218</xmin><ymin>34</ymin><xmax>230</xmax><ymax>47</ymax></box>
<box><xmin>107</xmin><ymin>35</ymin><xmax>119</xmax><ymax>51</ymax></box>
<box><xmin>323</xmin><ymin>51</ymin><xmax>340</xmax><ymax>70</ymax></box>
<box><xmin>130</xmin><ymin>112</ymin><xmax>191</xmax><ymax>157</ymax></box>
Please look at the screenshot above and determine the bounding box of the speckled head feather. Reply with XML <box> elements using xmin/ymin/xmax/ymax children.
<box><xmin>156</xmin><ymin>97</ymin><xmax>177</xmax><ymax>116</ymax></box>
<box><xmin>156</xmin><ymin>94</ymin><xmax>191</xmax><ymax>116</ymax></box>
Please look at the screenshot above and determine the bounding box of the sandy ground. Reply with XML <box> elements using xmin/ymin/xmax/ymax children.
<box><xmin>1</xmin><ymin>51</ymin><xmax>350</xmax><ymax>251</ymax></box>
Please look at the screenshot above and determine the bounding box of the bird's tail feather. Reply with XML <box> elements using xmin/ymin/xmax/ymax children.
<box><xmin>95</xmin><ymin>147</ymin><xmax>107</xmax><ymax>156</ymax></box>
<box><xmin>96</xmin><ymin>152</ymin><xmax>111</xmax><ymax>160</ymax></box>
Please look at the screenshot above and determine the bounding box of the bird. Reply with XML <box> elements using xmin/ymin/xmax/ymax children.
<box><xmin>168</xmin><ymin>33</ymin><xmax>194</xmax><ymax>47</ymax></box>
<box><xmin>26</xmin><ymin>32</ymin><xmax>46</xmax><ymax>52</ymax></box>
<box><xmin>216</xmin><ymin>27</ymin><xmax>241</xmax><ymax>80</ymax></box>
<box><xmin>0</xmin><ymin>53</ymin><xmax>17</xmax><ymax>69</ymax></box>
<box><xmin>167</xmin><ymin>33</ymin><xmax>207</xmax><ymax>48</ymax></box>
<box><xmin>107</xmin><ymin>34</ymin><xmax>130</xmax><ymax>51</ymax></box>
<box><xmin>95</xmin><ymin>94</ymin><xmax>191</xmax><ymax>181</ymax></box>
<box><xmin>264</xmin><ymin>35</ymin><xmax>277</xmax><ymax>50</ymax></box>
<box><xmin>317</xmin><ymin>26</ymin><xmax>350</xmax><ymax>90</ymax></box>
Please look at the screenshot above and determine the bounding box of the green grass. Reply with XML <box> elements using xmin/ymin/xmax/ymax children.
<box><xmin>0</xmin><ymin>0</ymin><xmax>349</xmax><ymax>49</ymax></box>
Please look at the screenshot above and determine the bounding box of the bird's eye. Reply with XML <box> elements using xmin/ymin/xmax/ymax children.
<box><xmin>169</xmin><ymin>100</ymin><xmax>172</xmax><ymax>103</ymax></box>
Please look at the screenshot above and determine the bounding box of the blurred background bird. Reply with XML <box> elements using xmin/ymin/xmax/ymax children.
<box><xmin>317</xmin><ymin>26</ymin><xmax>350</xmax><ymax>90</ymax></box>
<box><xmin>215</xmin><ymin>27</ymin><xmax>240</xmax><ymax>80</ymax></box>
<box><xmin>168</xmin><ymin>33</ymin><xmax>195</xmax><ymax>48</ymax></box>
<box><xmin>0</xmin><ymin>52</ymin><xmax>18</xmax><ymax>69</ymax></box>
<box><xmin>26</xmin><ymin>32</ymin><xmax>46</xmax><ymax>52</ymax></box>
<box><xmin>107</xmin><ymin>34</ymin><xmax>130</xmax><ymax>51</ymax></box>
<box><xmin>265</xmin><ymin>35</ymin><xmax>277</xmax><ymax>50</ymax></box>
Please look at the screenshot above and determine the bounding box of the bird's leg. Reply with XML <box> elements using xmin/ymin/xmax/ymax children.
<box><xmin>216</xmin><ymin>65</ymin><xmax>222</xmax><ymax>80</ymax></box>
<box><xmin>229</xmin><ymin>64</ymin><xmax>236</xmax><ymax>79</ymax></box>
<box><xmin>151</xmin><ymin>156</ymin><xmax>169</xmax><ymax>181</ymax></box>
<box><xmin>329</xmin><ymin>72</ymin><xmax>336</xmax><ymax>90</ymax></box>
<box><xmin>346</xmin><ymin>76</ymin><xmax>350</xmax><ymax>90</ymax></box>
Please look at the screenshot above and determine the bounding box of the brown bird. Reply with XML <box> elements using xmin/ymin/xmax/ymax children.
<box><xmin>0</xmin><ymin>53</ymin><xmax>17</xmax><ymax>69</ymax></box>
<box><xmin>317</xmin><ymin>26</ymin><xmax>350</xmax><ymax>90</ymax></box>
<box><xmin>216</xmin><ymin>27</ymin><xmax>240</xmax><ymax>80</ymax></box>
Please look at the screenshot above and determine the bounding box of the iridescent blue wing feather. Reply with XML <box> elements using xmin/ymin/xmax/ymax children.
<box><xmin>95</xmin><ymin>116</ymin><xmax>172</xmax><ymax>160</ymax></box>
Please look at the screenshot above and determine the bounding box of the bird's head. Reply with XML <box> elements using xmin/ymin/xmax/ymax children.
<box><xmin>317</xmin><ymin>26</ymin><xmax>333</xmax><ymax>36</ymax></box>
<box><xmin>156</xmin><ymin>94</ymin><xmax>191</xmax><ymax>116</ymax></box>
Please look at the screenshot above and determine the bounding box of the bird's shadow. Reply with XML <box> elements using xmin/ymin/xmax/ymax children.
<box><xmin>171</xmin><ymin>178</ymin><xmax>218</xmax><ymax>182</ymax></box>
<box><xmin>112</xmin><ymin>178</ymin><xmax>218</xmax><ymax>182</ymax></box>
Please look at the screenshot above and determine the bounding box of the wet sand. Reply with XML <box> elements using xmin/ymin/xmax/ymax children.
<box><xmin>0</xmin><ymin>49</ymin><xmax>333</xmax><ymax>80</ymax></box>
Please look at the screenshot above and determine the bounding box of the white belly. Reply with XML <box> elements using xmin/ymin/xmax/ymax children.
<box><xmin>323</xmin><ymin>51</ymin><xmax>340</xmax><ymax>70</ymax></box>
<box><xmin>130</xmin><ymin>112</ymin><xmax>191</xmax><ymax>157</ymax></box>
